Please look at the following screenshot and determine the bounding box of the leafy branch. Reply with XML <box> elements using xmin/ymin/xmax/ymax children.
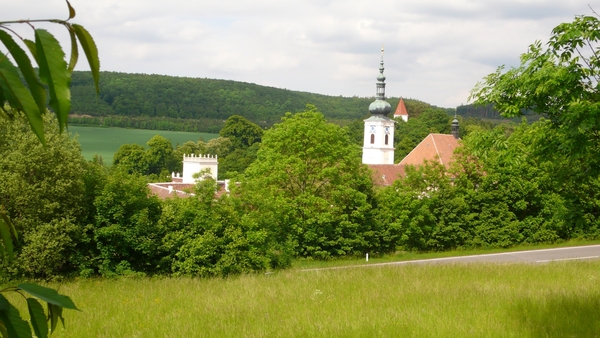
<box><xmin>0</xmin><ymin>0</ymin><xmax>99</xmax><ymax>144</ymax></box>
<box><xmin>0</xmin><ymin>1</ymin><xmax>99</xmax><ymax>336</ymax></box>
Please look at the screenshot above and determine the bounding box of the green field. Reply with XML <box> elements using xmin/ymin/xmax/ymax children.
<box><xmin>68</xmin><ymin>126</ymin><xmax>219</xmax><ymax>163</ymax></box>
<box><xmin>39</xmin><ymin>259</ymin><xmax>600</xmax><ymax>337</ymax></box>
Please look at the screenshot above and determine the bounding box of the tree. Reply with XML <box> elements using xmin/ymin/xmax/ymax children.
<box><xmin>219</xmin><ymin>115</ymin><xmax>263</xmax><ymax>149</ymax></box>
<box><xmin>93</xmin><ymin>170</ymin><xmax>162</xmax><ymax>275</ymax></box>
<box><xmin>112</xmin><ymin>143</ymin><xmax>148</xmax><ymax>174</ymax></box>
<box><xmin>469</xmin><ymin>12</ymin><xmax>600</xmax><ymax>237</ymax></box>
<box><xmin>145</xmin><ymin>134</ymin><xmax>177</xmax><ymax>177</ymax></box>
<box><xmin>238</xmin><ymin>105</ymin><xmax>379</xmax><ymax>259</ymax></box>
<box><xmin>470</xmin><ymin>13</ymin><xmax>600</xmax><ymax>175</ymax></box>
<box><xmin>0</xmin><ymin>1</ymin><xmax>99</xmax><ymax>336</ymax></box>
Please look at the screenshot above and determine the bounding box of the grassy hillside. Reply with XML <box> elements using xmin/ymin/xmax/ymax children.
<box><xmin>69</xmin><ymin>126</ymin><xmax>218</xmax><ymax>163</ymax></box>
<box><xmin>46</xmin><ymin>260</ymin><xmax>600</xmax><ymax>337</ymax></box>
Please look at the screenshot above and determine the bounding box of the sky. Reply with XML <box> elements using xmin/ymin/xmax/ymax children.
<box><xmin>2</xmin><ymin>0</ymin><xmax>594</xmax><ymax>108</ymax></box>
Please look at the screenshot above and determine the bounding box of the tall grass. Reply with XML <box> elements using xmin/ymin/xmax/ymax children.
<box><xmin>43</xmin><ymin>260</ymin><xmax>600</xmax><ymax>337</ymax></box>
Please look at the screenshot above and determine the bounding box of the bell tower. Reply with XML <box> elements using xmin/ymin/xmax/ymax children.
<box><xmin>362</xmin><ymin>47</ymin><xmax>395</xmax><ymax>165</ymax></box>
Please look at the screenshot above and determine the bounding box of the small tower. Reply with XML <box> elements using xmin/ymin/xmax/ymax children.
<box><xmin>362</xmin><ymin>47</ymin><xmax>395</xmax><ymax>165</ymax></box>
<box><xmin>393</xmin><ymin>98</ymin><xmax>409</xmax><ymax>122</ymax></box>
<box><xmin>451</xmin><ymin>114</ymin><xmax>460</xmax><ymax>139</ymax></box>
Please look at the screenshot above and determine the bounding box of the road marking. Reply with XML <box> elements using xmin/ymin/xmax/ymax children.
<box><xmin>536</xmin><ymin>255</ymin><xmax>599</xmax><ymax>263</ymax></box>
<box><xmin>300</xmin><ymin>245</ymin><xmax>600</xmax><ymax>272</ymax></box>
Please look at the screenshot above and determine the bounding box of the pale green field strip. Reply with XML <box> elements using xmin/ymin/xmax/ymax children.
<box><xmin>38</xmin><ymin>260</ymin><xmax>600</xmax><ymax>337</ymax></box>
<box><xmin>68</xmin><ymin>126</ymin><xmax>218</xmax><ymax>164</ymax></box>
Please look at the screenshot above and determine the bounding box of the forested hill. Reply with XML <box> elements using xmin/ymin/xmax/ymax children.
<box><xmin>69</xmin><ymin>71</ymin><xmax>446</xmax><ymax>132</ymax></box>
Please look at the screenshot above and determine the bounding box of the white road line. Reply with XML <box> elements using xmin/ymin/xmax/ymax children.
<box><xmin>536</xmin><ymin>255</ymin><xmax>599</xmax><ymax>263</ymax></box>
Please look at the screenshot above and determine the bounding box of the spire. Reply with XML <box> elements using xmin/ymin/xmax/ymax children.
<box><xmin>451</xmin><ymin>113</ymin><xmax>460</xmax><ymax>139</ymax></box>
<box><xmin>368</xmin><ymin>46</ymin><xmax>392</xmax><ymax>116</ymax></box>
<box><xmin>394</xmin><ymin>98</ymin><xmax>409</xmax><ymax>118</ymax></box>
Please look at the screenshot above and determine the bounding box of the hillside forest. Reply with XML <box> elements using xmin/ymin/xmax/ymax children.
<box><xmin>68</xmin><ymin>71</ymin><xmax>455</xmax><ymax>133</ymax></box>
<box><xmin>1</xmin><ymin>13</ymin><xmax>599</xmax><ymax>283</ymax></box>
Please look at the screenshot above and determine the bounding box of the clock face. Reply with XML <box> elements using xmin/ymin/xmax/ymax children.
<box><xmin>385</xmin><ymin>126</ymin><xmax>390</xmax><ymax>134</ymax></box>
<box><xmin>370</xmin><ymin>125</ymin><xmax>375</xmax><ymax>133</ymax></box>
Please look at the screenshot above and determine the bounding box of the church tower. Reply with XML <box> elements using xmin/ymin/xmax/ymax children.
<box><xmin>362</xmin><ymin>48</ymin><xmax>395</xmax><ymax>165</ymax></box>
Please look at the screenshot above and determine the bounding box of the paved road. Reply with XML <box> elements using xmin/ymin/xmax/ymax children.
<box><xmin>301</xmin><ymin>244</ymin><xmax>600</xmax><ymax>272</ymax></box>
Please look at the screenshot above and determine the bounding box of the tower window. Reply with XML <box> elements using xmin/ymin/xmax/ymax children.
<box><xmin>385</xmin><ymin>134</ymin><xmax>389</xmax><ymax>145</ymax></box>
<box><xmin>370</xmin><ymin>134</ymin><xmax>375</xmax><ymax>144</ymax></box>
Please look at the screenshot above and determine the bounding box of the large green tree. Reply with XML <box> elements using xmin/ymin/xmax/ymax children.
<box><xmin>470</xmin><ymin>13</ymin><xmax>600</xmax><ymax>175</ymax></box>
<box><xmin>237</xmin><ymin>105</ymin><xmax>380</xmax><ymax>259</ymax></box>
<box><xmin>470</xmin><ymin>12</ymin><xmax>600</xmax><ymax>235</ymax></box>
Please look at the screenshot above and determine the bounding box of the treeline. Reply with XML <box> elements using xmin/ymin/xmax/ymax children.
<box><xmin>456</xmin><ymin>103</ymin><xmax>540</xmax><ymax>122</ymax></box>
<box><xmin>68</xmin><ymin>115</ymin><xmax>226</xmax><ymax>133</ymax></box>
<box><xmin>3</xmin><ymin>106</ymin><xmax>598</xmax><ymax>281</ymax></box>
<box><xmin>69</xmin><ymin>71</ymin><xmax>448</xmax><ymax>132</ymax></box>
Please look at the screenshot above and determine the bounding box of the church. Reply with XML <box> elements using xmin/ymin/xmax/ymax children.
<box><xmin>363</xmin><ymin>49</ymin><xmax>460</xmax><ymax>186</ymax></box>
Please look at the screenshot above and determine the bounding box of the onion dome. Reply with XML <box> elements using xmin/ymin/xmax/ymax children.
<box><xmin>369</xmin><ymin>47</ymin><xmax>392</xmax><ymax>116</ymax></box>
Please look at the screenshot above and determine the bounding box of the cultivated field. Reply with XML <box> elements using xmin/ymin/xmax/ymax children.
<box><xmin>68</xmin><ymin>126</ymin><xmax>218</xmax><ymax>163</ymax></box>
<box><xmin>42</xmin><ymin>260</ymin><xmax>600</xmax><ymax>337</ymax></box>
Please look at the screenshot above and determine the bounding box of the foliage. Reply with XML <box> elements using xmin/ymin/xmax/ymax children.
<box><xmin>217</xmin><ymin>115</ymin><xmax>263</xmax><ymax>178</ymax></box>
<box><xmin>0</xmin><ymin>2</ymin><xmax>97</xmax><ymax>335</ymax></box>
<box><xmin>93</xmin><ymin>170</ymin><xmax>162</xmax><ymax>276</ymax></box>
<box><xmin>470</xmin><ymin>13</ymin><xmax>600</xmax><ymax>176</ymax></box>
<box><xmin>158</xmin><ymin>179</ymin><xmax>271</xmax><ymax>277</ymax></box>
<box><xmin>68</xmin><ymin>71</ymin><xmax>449</xmax><ymax>132</ymax></box>
<box><xmin>376</xmin><ymin>121</ymin><xmax>574</xmax><ymax>252</ymax></box>
<box><xmin>469</xmin><ymin>12</ymin><xmax>600</xmax><ymax>243</ymax></box>
<box><xmin>238</xmin><ymin>105</ymin><xmax>380</xmax><ymax>259</ymax></box>
<box><xmin>0</xmin><ymin>2</ymin><xmax>99</xmax><ymax>145</ymax></box>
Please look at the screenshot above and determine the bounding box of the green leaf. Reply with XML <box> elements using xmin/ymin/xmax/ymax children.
<box><xmin>23</xmin><ymin>39</ymin><xmax>37</xmax><ymax>61</ymax></box>
<box><xmin>0</xmin><ymin>211</ymin><xmax>18</xmax><ymax>242</ymax></box>
<box><xmin>0</xmin><ymin>51</ymin><xmax>46</xmax><ymax>144</ymax></box>
<box><xmin>0</xmin><ymin>30</ymin><xmax>47</xmax><ymax>119</ymax></box>
<box><xmin>47</xmin><ymin>303</ymin><xmax>63</xmax><ymax>334</ymax></box>
<box><xmin>0</xmin><ymin>321</ymin><xmax>8</xmax><ymax>338</ymax></box>
<box><xmin>66</xmin><ymin>25</ymin><xmax>79</xmax><ymax>73</ymax></box>
<box><xmin>0</xmin><ymin>294</ymin><xmax>33</xmax><ymax>338</ymax></box>
<box><xmin>0</xmin><ymin>215</ymin><xmax>15</xmax><ymax>264</ymax></box>
<box><xmin>18</xmin><ymin>284</ymin><xmax>79</xmax><ymax>310</ymax></box>
<box><xmin>27</xmin><ymin>298</ymin><xmax>48</xmax><ymax>338</ymax></box>
<box><xmin>66</xmin><ymin>0</ymin><xmax>76</xmax><ymax>19</ymax></box>
<box><xmin>72</xmin><ymin>24</ymin><xmax>100</xmax><ymax>94</ymax></box>
<box><xmin>35</xmin><ymin>28</ymin><xmax>71</xmax><ymax>134</ymax></box>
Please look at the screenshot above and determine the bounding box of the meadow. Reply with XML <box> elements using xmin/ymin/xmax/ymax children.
<box><xmin>38</xmin><ymin>259</ymin><xmax>600</xmax><ymax>337</ymax></box>
<box><xmin>68</xmin><ymin>126</ymin><xmax>218</xmax><ymax>163</ymax></box>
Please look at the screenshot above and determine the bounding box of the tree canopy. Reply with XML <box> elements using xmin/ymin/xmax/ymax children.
<box><xmin>470</xmin><ymin>13</ymin><xmax>600</xmax><ymax>175</ymax></box>
<box><xmin>238</xmin><ymin>105</ymin><xmax>380</xmax><ymax>259</ymax></box>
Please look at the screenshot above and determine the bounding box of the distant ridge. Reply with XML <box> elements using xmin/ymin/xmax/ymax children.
<box><xmin>69</xmin><ymin>71</ymin><xmax>447</xmax><ymax>132</ymax></box>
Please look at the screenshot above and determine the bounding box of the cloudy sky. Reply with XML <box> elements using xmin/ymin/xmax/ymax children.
<box><xmin>3</xmin><ymin>0</ymin><xmax>594</xmax><ymax>108</ymax></box>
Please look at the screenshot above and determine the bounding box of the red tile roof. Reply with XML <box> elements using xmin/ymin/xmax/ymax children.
<box><xmin>368</xmin><ymin>164</ymin><xmax>406</xmax><ymax>186</ymax></box>
<box><xmin>399</xmin><ymin>134</ymin><xmax>460</xmax><ymax>168</ymax></box>
<box><xmin>393</xmin><ymin>98</ymin><xmax>409</xmax><ymax>117</ymax></box>
<box><xmin>148</xmin><ymin>181</ymin><xmax>229</xmax><ymax>200</ymax></box>
<box><xmin>148</xmin><ymin>183</ymin><xmax>195</xmax><ymax>199</ymax></box>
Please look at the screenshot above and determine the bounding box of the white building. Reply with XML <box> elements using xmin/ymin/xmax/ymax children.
<box><xmin>362</xmin><ymin>49</ymin><xmax>395</xmax><ymax>165</ymax></box>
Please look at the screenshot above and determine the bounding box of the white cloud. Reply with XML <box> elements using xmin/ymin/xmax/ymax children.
<box><xmin>3</xmin><ymin>0</ymin><xmax>594</xmax><ymax>108</ymax></box>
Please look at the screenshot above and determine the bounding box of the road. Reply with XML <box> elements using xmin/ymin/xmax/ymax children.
<box><xmin>300</xmin><ymin>244</ymin><xmax>600</xmax><ymax>272</ymax></box>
